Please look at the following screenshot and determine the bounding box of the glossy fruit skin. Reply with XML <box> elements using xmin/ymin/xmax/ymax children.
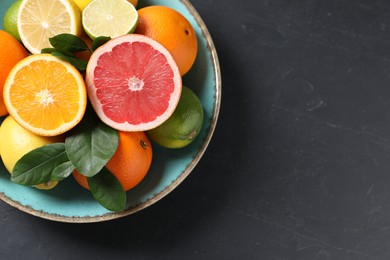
<box><xmin>0</xmin><ymin>30</ymin><xmax>28</xmax><ymax>116</ymax></box>
<box><xmin>3</xmin><ymin>0</ymin><xmax>22</xmax><ymax>41</ymax></box>
<box><xmin>128</xmin><ymin>0</ymin><xmax>138</xmax><ymax>7</ymax></box>
<box><xmin>147</xmin><ymin>86</ymin><xmax>204</xmax><ymax>148</ymax></box>
<box><xmin>0</xmin><ymin>116</ymin><xmax>64</xmax><ymax>174</ymax></box>
<box><xmin>73</xmin><ymin>0</ymin><xmax>137</xmax><ymax>11</ymax></box>
<box><xmin>135</xmin><ymin>5</ymin><xmax>198</xmax><ymax>76</ymax></box>
<box><xmin>73</xmin><ymin>131</ymin><xmax>153</xmax><ymax>191</ymax></box>
<box><xmin>72</xmin><ymin>0</ymin><xmax>92</xmax><ymax>11</ymax></box>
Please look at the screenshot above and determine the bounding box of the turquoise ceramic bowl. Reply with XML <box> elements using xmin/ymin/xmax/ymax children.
<box><xmin>0</xmin><ymin>0</ymin><xmax>221</xmax><ymax>222</ymax></box>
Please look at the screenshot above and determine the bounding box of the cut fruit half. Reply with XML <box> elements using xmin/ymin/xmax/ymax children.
<box><xmin>86</xmin><ymin>34</ymin><xmax>182</xmax><ymax>132</ymax></box>
<box><xmin>17</xmin><ymin>0</ymin><xmax>82</xmax><ymax>54</ymax></box>
<box><xmin>82</xmin><ymin>0</ymin><xmax>138</xmax><ymax>40</ymax></box>
<box><xmin>3</xmin><ymin>54</ymin><xmax>87</xmax><ymax>136</ymax></box>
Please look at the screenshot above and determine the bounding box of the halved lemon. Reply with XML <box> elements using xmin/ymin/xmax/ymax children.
<box><xmin>17</xmin><ymin>0</ymin><xmax>82</xmax><ymax>54</ymax></box>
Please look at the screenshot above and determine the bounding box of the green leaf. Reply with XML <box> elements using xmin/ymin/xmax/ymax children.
<box><xmin>65</xmin><ymin>118</ymin><xmax>119</xmax><ymax>178</ymax></box>
<box><xmin>49</xmin><ymin>33</ymin><xmax>90</xmax><ymax>52</ymax></box>
<box><xmin>52</xmin><ymin>161</ymin><xmax>75</xmax><ymax>181</ymax></box>
<box><xmin>41</xmin><ymin>48</ymin><xmax>56</xmax><ymax>54</ymax></box>
<box><xmin>92</xmin><ymin>36</ymin><xmax>111</xmax><ymax>51</ymax></box>
<box><xmin>11</xmin><ymin>143</ymin><xmax>69</xmax><ymax>186</ymax></box>
<box><xmin>52</xmin><ymin>51</ymin><xmax>88</xmax><ymax>71</ymax></box>
<box><xmin>87</xmin><ymin>168</ymin><xmax>126</xmax><ymax>212</ymax></box>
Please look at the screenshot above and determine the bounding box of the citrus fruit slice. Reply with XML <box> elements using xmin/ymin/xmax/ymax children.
<box><xmin>82</xmin><ymin>0</ymin><xmax>138</xmax><ymax>40</ymax></box>
<box><xmin>17</xmin><ymin>0</ymin><xmax>82</xmax><ymax>54</ymax></box>
<box><xmin>3</xmin><ymin>54</ymin><xmax>87</xmax><ymax>136</ymax></box>
<box><xmin>86</xmin><ymin>34</ymin><xmax>182</xmax><ymax>131</ymax></box>
<box><xmin>147</xmin><ymin>86</ymin><xmax>204</xmax><ymax>148</ymax></box>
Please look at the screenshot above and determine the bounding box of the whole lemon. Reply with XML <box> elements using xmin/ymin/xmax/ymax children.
<box><xmin>72</xmin><ymin>0</ymin><xmax>92</xmax><ymax>11</ymax></box>
<box><xmin>0</xmin><ymin>116</ymin><xmax>63</xmax><ymax>174</ymax></box>
<box><xmin>74</xmin><ymin>0</ymin><xmax>137</xmax><ymax>11</ymax></box>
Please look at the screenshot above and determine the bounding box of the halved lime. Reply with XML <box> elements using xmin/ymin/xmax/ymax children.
<box><xmin>82</xmin><ymin>0</ymin><xmax>138</xmax><ymax>40</ymax></box>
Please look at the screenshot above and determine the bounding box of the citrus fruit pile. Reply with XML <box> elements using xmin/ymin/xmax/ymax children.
<box><xmin>0</xmin><ymin>0</ymin><xmax>205</xmax><ymax>212</ymax></box>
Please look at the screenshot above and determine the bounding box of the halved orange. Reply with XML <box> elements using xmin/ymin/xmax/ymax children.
<box><xmin>3</xmin><ymin>54</ymin><xmax>87</xmax><ymax>136</ymax></box>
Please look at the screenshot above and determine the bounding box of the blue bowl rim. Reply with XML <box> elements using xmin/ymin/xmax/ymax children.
<box><xmin>0</xmin><ymin>0</ymin><xmax>222</xmax><ymax>223</ymax></box>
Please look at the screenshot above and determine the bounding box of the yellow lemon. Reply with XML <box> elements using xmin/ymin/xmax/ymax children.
<box><xmin>73</xmin><ymin>0</ymin><xmax>138</xmax><ymax>12</ymax></box>
<box><xmin>0</xmin><ymin>116</ymin><xmax>63</xmax><ymax>174</ymax></box>
<box><xmin>17</xmin><ymin>0</ymin><xmax>82</xmax><ymax>54</ymax></box>
<box><xmin>72</xmin><ymin>0</ymin><xmax>91</xmax><ymax>11</ymax></box>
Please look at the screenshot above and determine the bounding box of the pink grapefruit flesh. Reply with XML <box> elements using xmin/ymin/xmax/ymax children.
<box><xmin>86</xmin><ymin>34</ymin><xmax>182</xmax><ymax>131</ymax></box>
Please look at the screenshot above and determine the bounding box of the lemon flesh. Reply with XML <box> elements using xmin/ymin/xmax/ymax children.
<box><xmin>17</xmin><ymin>0</ymin><xmax>82</xmax><ymax>54</ymax></box>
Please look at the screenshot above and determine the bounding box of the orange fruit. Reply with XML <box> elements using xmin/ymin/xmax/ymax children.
<box><xmin>86</xmin><ymin>34</ymin><xmax>182</xmax><ymax>132</ymax></box>
<box><xmin>128</xmin><ymin>0</ymin><xmax>138</xmax><ymax>7</ymax></box>
<box><xmin>3</xmin><ymin>54</ymin><xmax>87</xmax><ymax>136</ymax></box>
<box><xmin>73</xmin><ymin>131</ymin><xmax>153</xmax><ymax>191</ymax></box>
<box><xmin>0</xmin><ymin>30</ymin><xmax>28</xmax><ymax>116</ymax></box>
<box><xmin>135</xmin><ymin>5</ymin><xmax>198</xmax><ymax>76</ymax></box>
<box><xmin>74</xmin><ymin>35</ymin><xmax>93</xmax><ymax>61</ymax></box>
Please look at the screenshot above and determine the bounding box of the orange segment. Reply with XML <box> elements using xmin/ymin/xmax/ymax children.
<box><xmin>3</xmin><ymin>54</ymin><xmax>87</xmax><ymax>136</ymax></box>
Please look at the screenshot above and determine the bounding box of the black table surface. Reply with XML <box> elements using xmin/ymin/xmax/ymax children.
<box><xmin>3</xmin><ymin>0</ymin><xmax>390</xmax><ymax>259</ymax></box>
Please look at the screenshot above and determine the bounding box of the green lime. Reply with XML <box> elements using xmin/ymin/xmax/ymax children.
<box><xmin>82</xmin><ymin>0</ymin><xmax>138</xmax><ymax>40</ymax></box>
<box><xmin>3</xmin><ymin>0</ymin><xmax>23</xmax><ymax>42</ymax></box>
<box><xmin>147</xmin><ymin>86</ymin><xmax>204</xmax><ymax>149</ymax></box>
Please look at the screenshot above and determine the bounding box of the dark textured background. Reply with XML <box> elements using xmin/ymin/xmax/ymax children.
<box><xmin>3</xmin><ymin>0</ymin><xmax>390</xmax><ymax>259</ymax></box>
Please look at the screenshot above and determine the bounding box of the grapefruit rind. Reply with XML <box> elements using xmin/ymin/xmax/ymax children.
<box><xmin>86</xmin><ymin>34</ymin><xmax>182</xmax><ymax>132</ymax></box>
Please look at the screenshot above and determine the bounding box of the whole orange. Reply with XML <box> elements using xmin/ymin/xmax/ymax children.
<box><xmin>135</xmin><ymin>5</ymin><xmax>198</xmax><ymax>76</ymax></box>
<box><xmin>73</xmin><ymin>131</ymin><xmax>153</xmax><ymax>191</ymax></box>
<box><xmin>0</xmin><ymin>30</ymin><xmax>28</xmax><ymax>116</ymax></box>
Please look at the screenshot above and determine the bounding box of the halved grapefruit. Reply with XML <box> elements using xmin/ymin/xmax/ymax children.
<box><xmin>86</xmin><ymin>34</ymin><xmax>182</xmax><ymax>131</ymax></box>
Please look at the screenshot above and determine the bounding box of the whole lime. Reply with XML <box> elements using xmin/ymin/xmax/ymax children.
<box><xmin>3</xmin><ymin>0</ymin><xmax>22</xmax><ymax>42</ymax></box>
<box><xmin>147</xmin><ymin>86</ymin><xmax>204</xmax><ymax>148</ymax></box>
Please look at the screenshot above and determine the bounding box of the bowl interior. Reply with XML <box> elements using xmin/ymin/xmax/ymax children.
<box><xmin>0</xmin><ymin>0</ymin><xmax>221</xmax><ymax>222</ymax></box>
